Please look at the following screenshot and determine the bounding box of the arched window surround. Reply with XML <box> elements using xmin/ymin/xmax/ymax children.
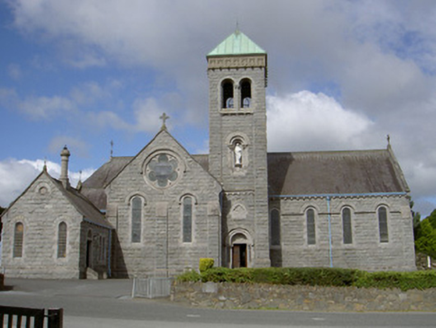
<box><xmin>57</xmin><ymin>222</ymin><xmax>67</xmax><ymax>258</ymax></box>
<box><xmin>13</xmin><ymin>222</ymin><xmax>24</xmax><ymax>258</ymax></box>
<box><xmin>377</xmin><ymin>205</ymin><xmax>389</xmax><ymax>243</ymax></box>
<box><xmin>179</xmin><ymin>194</ymin><xmax>197</xmax><ymax>244</ymax></box>
<box><xmin>305</xmin><ymin>207</ymin><xmax>316</xmax><ymax>245</ymax></box>
<box><xmin>341</xmin><ymin>207</ymin><xmax>353</xmax><ymax>245</ymax></box>
<box><xmin>240</xmin><ymin>78</ymin><xmax>252</xmax><ymax>108</ymax></box>
<box><xmin>130</xmin><ymin>195</ymin><xmax>145</xmax><ymax>243</ymax></box>
<box><xmin>221</xmin><ymin>79</ymin><xmax>234</xmax><ymax>109</ymax></box>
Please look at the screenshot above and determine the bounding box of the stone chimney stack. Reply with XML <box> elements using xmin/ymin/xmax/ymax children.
<box><xmin>60</xmin><ymin>146</ymin><xmax>70</xmax><ymax>188</ymax></box>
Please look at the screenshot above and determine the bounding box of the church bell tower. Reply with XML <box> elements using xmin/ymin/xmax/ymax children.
<box><xmin>207</xmin><ymin>29</ymin><xmax>270</xmax><ymax>268</ymax></box>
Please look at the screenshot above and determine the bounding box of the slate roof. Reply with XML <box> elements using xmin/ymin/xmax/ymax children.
<box><xmin>1</xmin><ymin>169</ymin><xmax>112</xmax><ymax>229</ymax></box>
<box><xmin>192</xmin><ymin>154</ymin><xmax>209</xmax><ymax>172</ymax></box>
<box><xmin>267</xmin><ymin>148</ymin><xmax>409</xmax><ymax>196</ymax></box>
<box><xmin>79</xmin><ymin>146</ymin><xmax>409</xmax><ymax>211</ymax></box>
<box><xmin>53</xmin><ymin>179</ymin><xmax>112</xmax><ymax>229</ymax></box>
<box><xmin>81</xmin><ymin>156</ymin><xmax>132</xmax><ymax>210</ymax></box>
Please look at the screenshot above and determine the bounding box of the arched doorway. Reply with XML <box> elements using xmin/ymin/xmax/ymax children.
<box><xmin>227</xmin><ymin>229</ymin><xmax>253</xmax><ymax>268</ymax></box>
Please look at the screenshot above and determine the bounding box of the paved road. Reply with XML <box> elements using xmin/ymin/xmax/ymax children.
<box><xmin>0</xmin><ymin>278</ymin><xmax>435</xmax><ymax>327</ymax></box>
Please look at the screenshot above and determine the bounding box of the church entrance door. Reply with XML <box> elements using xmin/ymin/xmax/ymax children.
<box><xmin>232</xmin><ymin>244</ymin><xmax>247</xmax><ymax>268</ymax></box>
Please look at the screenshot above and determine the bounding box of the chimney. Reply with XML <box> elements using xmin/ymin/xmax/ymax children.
<box><xmin>60</xmin><ymin>146</ymin><xmax>70</xmax><ymax>188</ymax></box>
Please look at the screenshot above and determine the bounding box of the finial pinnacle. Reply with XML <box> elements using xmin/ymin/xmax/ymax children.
<box><xmin>110</xmin><ymin>140</ymin><xmax>114</xmax><ymax>158</ymax></box>
<box><xmin>160</xmin><ymin>113</ymin><xmax>169</xmax><ymax>131</ymax></box>
<box><xmin>43</xmin><ymin>157</ymin><xmax>47</xmax><ymax>172</ymax></box>
<box><xmin>235</xmin><ymin>21</ymin><xmax>240</xmax><ymax>35</ymax></box>
<box><xmin>387</xmin><ymin>134</ymin><xmax>391</xmax><ymax>147</ymax></box>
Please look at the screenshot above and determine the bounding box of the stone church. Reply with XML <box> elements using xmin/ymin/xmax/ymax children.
<box><xmin>0</xmin><ymin>30</ymin><xmax>416</xmax><ymax>279</ymax></box>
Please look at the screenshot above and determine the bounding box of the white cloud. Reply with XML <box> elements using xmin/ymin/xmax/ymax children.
<box><xmin>267</xmin><ymin>91</ymin><xmax>373</xmax><ymax>152</ymax></box>
<box><xmin>17</xmin><ymin>95</ymin><xmax>76</xmax><ymax>120</ymax></box>
<box><xmin>4</xmin><ymin>0</ymin><xmax>436</xmax><ymax>217</ymax></box>
<box><xmin>133</xmin><ymin>97</ymin><xmax>170</xmax><ymax>133</ymax></box>
<box><xmin>0</xmin><ymin>158</ymin><xmax>94</xmax><ymax>208</ymax></box>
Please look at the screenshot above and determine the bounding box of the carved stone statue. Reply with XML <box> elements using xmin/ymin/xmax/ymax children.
<box><xmin>235</xmin><ymin>142</ymin><xmax>243</xmax><ymax>166</ymax></box>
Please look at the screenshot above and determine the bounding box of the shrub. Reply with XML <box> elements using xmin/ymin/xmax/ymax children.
<box><xmin>198</xmin><ymin>267</ymin><xmax>362</xmax><ymax>286</ymax></box>
<box><xmin>175</xmin><ymin>267</ymin><xmax>436</xmax><ymax>291</ymax></box>
<box><xmin>199</xmin><ymin>258</ymin><xmax>214</xmax><ymax>273</ymax></box>
<box><xmin>176</xmin><ymin>270</ymin><xmax>201</xmax><ymax>282</ymax></box>
<box><xmin>354</xmin><ymin>270</ymin><xmax>436</xmax><ymax>291</ymax></box>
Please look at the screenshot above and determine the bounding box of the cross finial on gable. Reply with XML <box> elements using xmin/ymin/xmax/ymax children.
<box><xmin>160</xmin><ymin>112</ymin><xmax>169</xmax><ymax>131</ymax></box>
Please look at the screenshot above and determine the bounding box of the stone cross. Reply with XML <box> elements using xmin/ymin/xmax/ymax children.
<box><xmin>160</xmin><ymin>112</ymin><xmax>169</xmax><ymax>130</ymax></box>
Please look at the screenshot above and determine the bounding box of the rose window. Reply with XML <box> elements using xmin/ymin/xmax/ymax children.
<box><xmin>146</xmin><ymin>153</ymin><xmax>179</xmax><ymax>188</ymax></box>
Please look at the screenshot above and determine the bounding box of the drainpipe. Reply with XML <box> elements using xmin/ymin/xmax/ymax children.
<box><xmin>327</xmin><ymin>196</ymin><xmax>333</xmax><ymax>268</ymax></box>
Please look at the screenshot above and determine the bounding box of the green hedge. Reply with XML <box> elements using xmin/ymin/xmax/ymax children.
<box><xmin>354</xmin><ymin>270</ymin><xmax>436</xmax><ymax>291</ymax></box>
<box><xmin>199</xmin><ymin>267</ymin><xmax>361</xmax><ymax>286</ymax></box>
<box><xmin>176</xmin><ymin>267</ymin><xmax>436</xmax><ymax>291</ymax></box>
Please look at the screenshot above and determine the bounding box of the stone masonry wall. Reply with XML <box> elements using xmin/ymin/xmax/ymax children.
<box><xmin>172</xmin><ymin>282</ymin><xmax>436</xmax><ymax>312</ymax></box>
<box><xmin>1</xmin><ymin>174</ymin><xmax>82</xmax><ymax>279</ymax></box>
<box><xmin>106</xmin><ymin>130</ymin><xmax>222</xmax><ymax>278</ymax></box>
<box><xmin>270</xmin><ymin>195</ymin><xmax>416</xmax><ymax>271</ymax></box>
<box><xmin>208</xmin><ymin>57</ymin><xmax>270</xmax><ymax>268</ymax></box>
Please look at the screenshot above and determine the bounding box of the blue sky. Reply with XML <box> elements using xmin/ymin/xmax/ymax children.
<box><xmin>1</xmin><ymin>0</ymin><xmax>436</xmax><ymax>218</ymax></box>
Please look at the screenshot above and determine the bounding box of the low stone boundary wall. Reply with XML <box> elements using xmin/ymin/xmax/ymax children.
<box><xmin>171</xmin><ymin>282</ymin><xmax>436</xmax><ymax>312</ymax></box>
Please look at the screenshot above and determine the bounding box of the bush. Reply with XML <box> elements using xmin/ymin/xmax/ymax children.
<box><xmin>176</xmin><ymin>267</ymin><xmax>436</xmax><ymax>291</ymax></box>
<box><xmin>199</xmin><ymin>258</ymin><xmax>214</xmax><ymax>273</ymax></box>
<box><xmin>199</xmin><ymin>267</ymin><xmax>362</xmax><ymax>286</ymax></box>
<box><xmin>354</xmin><ymin>270</ymin><xmax>436</xmax><ymax>291</ymax></box>
<box><xmin>176</xmin><ymin>270</ymin><xmax>201</xmax><ymax>282</ymax></box>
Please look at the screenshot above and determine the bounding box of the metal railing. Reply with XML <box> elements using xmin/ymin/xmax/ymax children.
<box><xmin>0</xmin><ymin>306</ymin><xmax>63</xmax><ymax>328</ymax></box>
<box><xmin>132</xmin><ymin>277</ymin><xmax>173</xmax><ymax>299</ymax></box>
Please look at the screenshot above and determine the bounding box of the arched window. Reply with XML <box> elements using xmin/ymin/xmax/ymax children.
<box><xmin>378</xmin><ymin>206</ymin><xmax>388</xmax><ymax>243</ymax></box>
<box><xmin>270</xmin><ymin>209</ymin><xmax>280</xmax><ymax>246</ymax></box>
<box><xmin>222</xmin><ymin>80</ymin><xmax>234</xmax><ymax>108</ymax></box>
<box><xmin>13</xmin><ymin>222</ymin><xmax>24</xmax><ymax>258</ymax></box>
<box><xmin>131</xmin><ymin>196</ymin><xmax>143</xmax><ymax>243</ymax></box>
<box><xmin>57</xmin><ymin>222</ymin><xmax>67</xmax><ymax>258</ymax></box>
<box><xmin>183</xmin><ymin>196</ymin><xmax>193</xmax><ymax>243</ymax></box>
<box><xmin>240</xmin><ymin>79</ymin><xmax>251</xmax><ymax>108</ymax></box>
<box><xmin>342</xmin><ymin>208</ymin><xmax>352</xmax><ymax>244</ymax></box>
<box><xmin>306</xmin><ymin>209</ymin><xmax>316</xmax><ymax>245</ymax></box>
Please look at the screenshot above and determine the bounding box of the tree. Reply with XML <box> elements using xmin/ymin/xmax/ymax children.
<box><xmin>415</xmin><ymin>209</ymin><xmax>436</xmax><ymax>258</ymax></box>
<box><xmin>410</xmin><ymin>200</ymin><xmax>421</xmax><ymax>239</ymax></box>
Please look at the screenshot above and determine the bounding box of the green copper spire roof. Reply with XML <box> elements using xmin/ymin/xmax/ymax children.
<box><xmin>208</xmin><ymin>29</ymin><xmax>266</xmax><ymax>57</ymax></box>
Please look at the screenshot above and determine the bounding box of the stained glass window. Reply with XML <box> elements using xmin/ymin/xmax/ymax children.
<box><xmin>132</xmin><ymin>197</ymin><xmax>142</xmax><ymax>243</ymax></box>
<box><xmin>342</xmin><ymin>208</ymin><xmax>352</xmax><ymax>244</ymax></box>
<box><xmin>378</xmin><ymin>206</ymin><xmax>388</xmax><ymax>243</ymax></box>
<box><xmin>147</xmin><ymin>154</ymin><xmax>179</xmax><ymax>188</ymax></box>
<box><xmin>307</xmin><ymin>209</ymin><xmax>316</xmax><ymax>245</ymax></box>
<box><xmin>14</xmin><ymin>222</ymin><xmax>23</xmax><ymax>258</ymax></box>
<box><xmin>183</xmin><ymin>197</ymin><xmax>192</xmax><ymax>243</ymax></box>
<box><xmin>58</xmin><ymin>222</ymin><xmax>67</xmax><ymax>258</ymax></box>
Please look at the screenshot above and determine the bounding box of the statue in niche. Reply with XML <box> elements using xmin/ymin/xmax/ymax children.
<box><xmin>234</xmin><ymin>142</ymin><xmax>243</xmax><ymax>167</ymax></box>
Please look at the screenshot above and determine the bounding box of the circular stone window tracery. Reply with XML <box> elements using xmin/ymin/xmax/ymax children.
<box><xmin>145</xmin><ymin>153</ymin><xmax>181</xmax><ymax>188</ymax></box>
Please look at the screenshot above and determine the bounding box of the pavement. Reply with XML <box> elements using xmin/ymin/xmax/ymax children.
<box><xmin>1</xmin><ymin>278</ymin><xmax>436</xmax><ymax>328</ymax></box>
